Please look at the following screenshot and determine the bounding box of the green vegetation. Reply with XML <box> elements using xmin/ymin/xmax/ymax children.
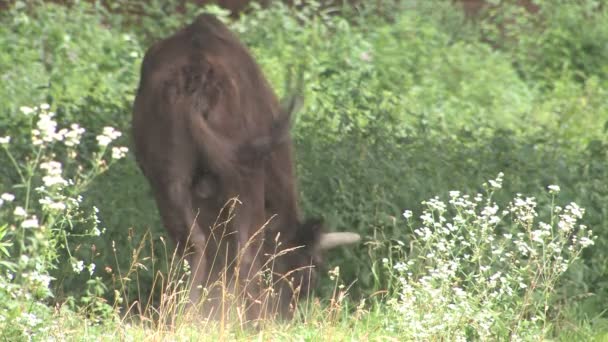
<box><xmin>0</xmin><ymin>0</ymin><xmax>607</xmax><ymax>340</ymax></box>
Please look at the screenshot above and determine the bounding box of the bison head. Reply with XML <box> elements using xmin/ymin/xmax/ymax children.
<box><xmin>264</xmin><ymin>217</ymin><xmax>360</xmax><ymax>318</ymax></box>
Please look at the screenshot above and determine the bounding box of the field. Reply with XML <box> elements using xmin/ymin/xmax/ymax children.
<box><xmin>1</xmin><ymin>0</ymin><xmax>607</xmax><ymax>340</ymax></box>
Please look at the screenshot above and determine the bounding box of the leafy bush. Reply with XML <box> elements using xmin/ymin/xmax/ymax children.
<box><xmin>478</xmin><ymin>0</ymin><xmax>608</xmax><ymax>84</ymax></box>
<box><xmin>0</xmin><ymin>2</ymin><xmax>142</xmax><ymax>129</ymax></box>
<box><xmin>0</xmin><ymin>0</ymin><xmax>152</xmax><ymax>308</ymax></box>
<box><xmin>0</xmin><ymin>104</ymin><xmax>127</xmax><ymax>339</ymax></box>
<box><xmin>384</xmin><ymin>174</ymin><xmax>595</xmax><ymax>340</ymax></box>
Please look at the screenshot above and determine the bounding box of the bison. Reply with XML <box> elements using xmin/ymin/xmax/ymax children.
<box><xmin>131</xmin><ymin>13</ymin><xmax>360</xmax><ymax>322</ymax></box>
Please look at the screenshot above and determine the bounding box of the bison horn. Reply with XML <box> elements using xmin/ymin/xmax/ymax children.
<box><xmin>318</xmin><ymin>232</ymin><xmax>361</xmax><ymax>250</ymax></box>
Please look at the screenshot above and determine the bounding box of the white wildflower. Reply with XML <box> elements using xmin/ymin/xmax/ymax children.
<box><xmin>425</xmin><ymin>197</ymin><xmax>447</xmax><ymax>212</ymax></box>
<box><xmin>481</xmin><ymin>204</ymin><xmax>499</xmax><ymax>218</ymax></box>
<box><xmin>102</xmin><ymin>126</ymin><xmax>122</xmax><ymax>140</ymax></box>
<box><xmin>56</xmin><ymin>128</ymin><xmax>68</xmax><ymax>141</ymax></box>
<box><xmin>14</xmin><ymin>206</ymin><xmax>27</xmax><ymax>217</ymax></box>
<box><xmin>97</xmin><ymin>126</ymin><xmax>122</xmax><ymax>147</ymax></box>
<box><xmin>579</xmin><ymin>236</ymin><xmax>594</xmax><ymax>248</ymax></box>
<box><xmin>547</xmin><ymin>185</ymin><xmax>560</xmax><ymax>194</ymax></box>
<box><xmin>48</xmin><ymin>202</ymin><xmax>66</xmax><ymax>211</ymax></box>
<box><xmin>40</xmin><ymin>103</ymin><xmax>50</xmax><ymax>110</ymax></box>
<box><xmin>420</xmin><ymin>212</ymin><xmax>434</xmax><ymax>225</ymax></box>
<box><xmin>96</xmin><ymin>135</ymin><xmax>112</xmax><ymax>147</ymax></box>
<box><xmin>36</xmin><ymin>112</ymin><xmax>59</xmax><ymax>143</ymax></box>
<box><xmin>64</xmin><ymin>124</ymin><xmax>85</xmax><ymax>147</ymax></box>
<box><xmin>111</xmin><ymin>146</ymin><xmax>129</xmax><ymax>160</ymax></box>
<box><xmin>31</xmin><ymin>129</ymin><xmax>43</xmax><ymax>145</ymax></box>
<box><xmin>28</xmin><ymin>272</ymin><xmax>52</xmax><ymax>287</ymax></box>
<box><xmin>19</xmin><ymin>106</ymin><xmax>34</xmax><ymax>115</ymax></box>
<box><xmin>402</xmin><ymin>210</ymin><xmax>413</xmax><ymax>219</ymax></box>
<box><xmin>539</xmin><ymin>222</ymin><xmax>551</xmax><ymax>231</ymax></box>
<box><xmin>72</xmin><ymin>260</ymin><xmax>85</xmax><ymax>274</ymax></box>
<box><xmin>531</xmin><ymin>229</ymin><xmax>547</xmax><ymax>244</ymax></box>
<box><xmin>488</xmin><ymin>179</ymin><xmax>501</xmax><ymax>189</ymax></box>
<box><xmin>565</xmin><ymin>202</ymin><xmax>584</xmax><ymax>219</ymax></box>
<box><xmin>414</xmin><ymin>226</ymin><xmax>433</xmax><ymax>241</ymax></box>
<box><xmin>43</xmin><ymin>175</ymin><xmax>67</xmax><ymax>187</ymax></box>
<box><xmin>393</xmin><ymin>262</ymin><xmax>407</xmax><ymax>272</ymax></box>
<box><xmin>1</xmin><ymin>193</ymin><xmax>15</xmax><ymax>202</ymax></box>
<box><xmin>548</xmin><ymin>242</ymin><xmax>562</xmax><ymax>254</ymax></box>
<box><xmin>0</xmin><ymin>136</ymin><xmax>10</xmax><ymax>145</ymax></box>
<box><xmin>21</xmin><ymin>312</ymin><xmax>41</xmax><ymax>327</ymax></box>
<box><xmin>21</xmin><ymin>216</ymin><xmax>39</xmax><ymax>229</ymax></box>
<box><xmin>488</xmin><ymin>215</ymin><xmax>500</xmax><ymax>225</ymax></box>
<box><xmin>39</xmin><ymin>197</ymin><xmax>52</xmax><ymax>206</ymax></box>
<box><xmin>328</xmin><ymin>266</ymin><xmax>340</xmax><ymax>280</ymax></box>
<box><xmin>558</xmin><ymin>215</ymin><xmax>576</xmax><ymax>233</ymax></box>
<box><xmin>40</xmin><ymin>161</ymin><xmax>62</xmax><ymax>175</ymax></box>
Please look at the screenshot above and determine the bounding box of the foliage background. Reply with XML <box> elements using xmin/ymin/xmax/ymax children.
<box><xmin>0</xmin><ymin>0</ymin><xmax>607</xmax><ymax>338</ymax></box>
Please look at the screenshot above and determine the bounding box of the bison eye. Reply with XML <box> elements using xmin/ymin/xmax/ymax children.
<box><xmin>193</xmin><ymin>174</ymin><xmax>218</xmax><ymax>200</ymax></box>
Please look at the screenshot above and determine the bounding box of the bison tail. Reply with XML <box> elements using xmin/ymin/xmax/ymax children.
<box><xmin>183</xmin><ymin>104</ymin><xmax>241</xmax><ymax>182</ymax></box>
<box><xmin>182</xmin><ymin>89</ymin><xmax>303</xmax><ymax>178</ymax></box>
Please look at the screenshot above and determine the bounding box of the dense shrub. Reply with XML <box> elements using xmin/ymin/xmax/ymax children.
<box><xmin>0</xmin><ymin>103</ymin><xmax>127</xmax><ymax>339</ymax></box>
<box><xmin>384</xmin><ymin>174</ymin><xmax>595</xmax><ymax>340</ymax></box>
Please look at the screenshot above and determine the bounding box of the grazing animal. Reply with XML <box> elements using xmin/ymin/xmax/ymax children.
<box><xmin>131</xmin><ymin>13</ymin><xmax>360</xmax><ymax>321</ymax></box>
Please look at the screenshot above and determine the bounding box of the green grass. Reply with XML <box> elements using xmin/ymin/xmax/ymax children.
<box><xmin>32</xmin><ymin>301</ymin><xmax>400</xmax><ymax>341</ymax></box>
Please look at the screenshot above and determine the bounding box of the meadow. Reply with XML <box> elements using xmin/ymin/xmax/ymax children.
<box><xmin>0</xmin><ymin>0</ymin><xmax>607</xmax><ymax>340</ymax></box>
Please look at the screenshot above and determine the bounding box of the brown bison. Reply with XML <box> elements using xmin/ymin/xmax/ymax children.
<box><xmin>131</xmin><ymin>13</ymin><xmax>360</xmax><ymax>322</ymax></box>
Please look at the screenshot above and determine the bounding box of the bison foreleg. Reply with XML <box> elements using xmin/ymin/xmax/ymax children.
<box><xmin>153</xmin><ymin>181</ymin><xmax>209</xmax><ymax>309</ymax></box>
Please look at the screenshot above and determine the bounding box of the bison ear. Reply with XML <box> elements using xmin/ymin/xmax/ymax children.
<box><xmin>280</xmin><ymin>62</ymin><xmax>305</xmax><ymax>119</ymax></box>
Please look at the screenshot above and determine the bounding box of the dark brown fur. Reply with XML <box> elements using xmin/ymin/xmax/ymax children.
<box><xmin>132</xmin><ymin>14</ymin><xmax>323</xmax><ymax>322</ymax></box>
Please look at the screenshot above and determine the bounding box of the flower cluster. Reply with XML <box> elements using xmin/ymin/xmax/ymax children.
<box><xmin>40</xmin><ymin>160</ymin><xmax>68</xmax><ymax>188</ymax></box>
<box><xmin>96</xmin><ymin>126</ymin><xmax>122</xmax><ymax>147</ymax></box>
<box><xmin>111</xmin><ymin>146</ymin><xmax>129</xmax><ymax>160</ymax></box>
<box><xmin>0</xmin><ymin>192</ymin><xmax>15</xmax><ymax>207</ymax></box>
<box><xmin>64</xmin><ymin>124</ymin><xmax>86</xmax><ymax>147</ymax></box>
<box><xmin>25</xmin><ymin>104</ymin><xmax>84</xmax><ymax>148</ymax></box>
<box><xmin>0</xmin><ymin>102</ymin><xmax>130</xmax><ymax>332</ymax></box>
<box><xmin>386</xmin><ymin>174</ymin><xmax>595</xmax><ymax>340</ymax></box>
